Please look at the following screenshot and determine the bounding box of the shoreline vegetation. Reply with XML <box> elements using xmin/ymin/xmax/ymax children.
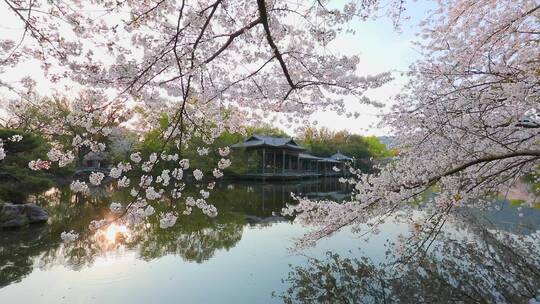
<box><xmin>0</xmin><ymin>109</ymin><xmax>393</xmax><ymax>204</ymax></box>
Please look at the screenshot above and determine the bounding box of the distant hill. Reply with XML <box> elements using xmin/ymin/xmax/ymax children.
<box><xmin>377</xmin><ymin>136</ymin><xmax>395</xmax><ymax>148</ymax></box>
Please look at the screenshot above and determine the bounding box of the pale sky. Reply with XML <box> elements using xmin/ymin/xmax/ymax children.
<box><xmin>0</xmin><ymin>0</ymin><xmax>435</xmax><ymax>136</ymax></box>
<box><xmin>294</xmin><ymin>0</ymin><xmax>436</xmax><ymax>136</ymax></box>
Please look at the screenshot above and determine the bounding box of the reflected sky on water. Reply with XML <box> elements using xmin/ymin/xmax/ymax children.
<box><xmin>0</xmin><ymin>178</ymin><xmax>539</xmax><ymax>303</ymax></box>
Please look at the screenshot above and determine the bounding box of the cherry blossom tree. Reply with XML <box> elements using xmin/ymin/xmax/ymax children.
<box><xmin>3</xmin><ymin>0</ymin><xmax>537</xmax><ymax>252</ymax></box>
<box><xmin>287</xmin><ymin>0</ymin><xmax>540</xmax><ymax>249</ymax></box>
<box><xmin>279</xmin><ymin>212</ymin><xmax>540</xmax><ymax>303</ymax></box>
<box><xmin>0</xmin><ymin>0</ymin><xmax>400</xmax><ymax>236</ymax></box>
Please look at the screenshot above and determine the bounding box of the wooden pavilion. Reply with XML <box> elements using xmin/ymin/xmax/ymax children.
<box><xmin>330</xmin><ymin>151</ymin><xmax>355</xmax><ymax>174</ymax></box>
<box><xmin>231</xmin><ymin>135</ymin><xmax>352</xmax><ymax>180</ymax></box>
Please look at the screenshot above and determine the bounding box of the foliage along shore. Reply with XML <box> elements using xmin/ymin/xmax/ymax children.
<box><xmin>0</xmin><ymin>108</ymin><xmax>392</xmax><ymax>203</ymax></box>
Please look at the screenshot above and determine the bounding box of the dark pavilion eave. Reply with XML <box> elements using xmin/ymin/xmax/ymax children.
<box><xmin>231</xmin><ymin>143</ymin><xmax>305</xmax><ymax>151</ymax></box>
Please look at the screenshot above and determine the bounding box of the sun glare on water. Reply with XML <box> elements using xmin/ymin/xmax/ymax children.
<box><xmin>103</xmin><ymin>223</ymin><xmax>129</xmax><ymax>243</ymax></box>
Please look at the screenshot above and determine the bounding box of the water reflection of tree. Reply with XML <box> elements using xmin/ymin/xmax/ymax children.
<box><xmin>0</xmin><ymin>178</ymin><xmax>348</xmax><ymax>288</ymax></box>
<box><xmin>0</xmin><ymin>187</ymin><xmax>111</xmax><ymax>287</ymax></box>
<box><xmin>0</xmin><ymin>185</ymin><xmax>252</xmax><ymax>286</ymax></box>
<box><xmin>131</xmin><ymin>214</ymin><xmax>244</xmax><ymax>263</ymax></box>
<box><xmin>33</xmin><ymin>208</ymin><xmax>246</xmax><ymax>269</ymax></box>
<box><xmin>0</xmin><ymin>224</ymin><xmax>54</xmax><ymax>288</ymax></box>
<box><xmin>278</xmin><ymin>212</ymin><xmax>540</xmax><ymax>303</ymax></box>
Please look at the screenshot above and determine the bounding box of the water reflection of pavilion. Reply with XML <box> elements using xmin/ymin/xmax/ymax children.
<box><xmin>231</xmin><ymin>135</ymin><xmax>354</xmax><ymax>180</ymax></box>
<box><xmin>223</xmin><ymin>178</ymin><xmax>352</xmax><ymax>218</ymax></box>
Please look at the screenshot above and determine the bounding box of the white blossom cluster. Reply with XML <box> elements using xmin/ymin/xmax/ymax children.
<box><xmin>70</xmin><ymin>180</ymin><xmax>89</xmax><ymax>195</ymax></box>
<box><xmin>89</xmin><ymin>219</ymin><xmax>108</xmax><ymax>230</ymax></box>
<box><xmin>218</xmin><ymin>147</ymin><xmax>230</xmax><ymax>157</ymax></box>
<box><xmin>159</xmin><ymin>212</ymin><xmax>178</xmax><ymax>229</ymax></box>
<box><xmin>171</xmin><ymin>168</ymin><xmax>183</xmax><ymax>180</ymax></box>
<box><xmin>197</xmin><ymin>147</ymin><xmax>209</xmax><ymax>156</ymax></box>
<box><xmin>110</xmin><ymin>162</ymin><xmax>132</xmax><ymax>179</ymax></box>
<box><xmin>200</xmin><ymin>190</ymin><xmax>210</xmax><ymax>199</ymax></box>
<box><xmin>171</xmin><ymin>188</ymin><xmax>182</xmax><ymax>199</ymax></box>
<box><xmin>217</xmin><ymin>158</ymin><xmax>231</xmax><ymax>170</ymax></box>
<box><xmin>28</xmin><ymin>159</ymin><xmax>51</xmax><ymax>170</ymax></box>
<box><xmin>156</xmin><ymin>169</ymin><xmax>171</xmax><ymax>186</ymax></box>
<box><xmin>125</xmin><ymin>199</ymin><xmax>156</xmax><ymax>225</ymax></box>
<box><xmin>118</xmin><ymin>176</ymin><xmax>130</xmax><ymax>188</ymax></box>
<box><xmin>138</xmin><ymin>175</ymin><xmax>153</xmax><ymax>188</ymax></box>
<box><xmin>0</xmin><ymin>142</ymin><xmax>5</xmax><ymax>161</ymax></box>
<box><xmin>145</xmin><ymin>186</ymin><xmax>163</xmax><ymax>200</ymax></box>
<box><xmin>89</xmin><ymin>172</ymin><xmax>105</xmax><ymax>186</ymax></box>
<box><xmin>0</xmin><ymin>134</ymin><xmax>21</xmax><ymax>161</ymax></box>
<box><xmin>9</xmin><ymin>135</ymin><xmax>23</xmax><ymax>142</ymax></box>
<box><xmin>72</xmin><ymin>134</ymin><xmax>106</xmax><ymax>153</ymax></box>
<box><xmin>193</xmin><ymin>169</ymin><xmax>204</xmax><ymax>181</ymax></box>
<box><xmin>47</xmin><ymin>148</ymin><xmax>75</xmax><ymax>167</ymax></box>
<box><xmin>179</xmin><ymin>159</ymin><xmax>190</xmax><ymax>170</ymax></box>
<box><xmin>213</xmin><ymin>169</ymin><xmax>223</xmax><ymax>178</ymax></box>
<box><xmin>185</xmin><ymin>196</ymin><xmax>218</xmax><ymax>218</ymax></box>
<box><xmin>60</xmin><ymin>230</ymin><xmax>79</xmax><ymax>242</ymax></box>
<box><xmin>110</xmin><ymin>202</ymin><xmax>123</xmax><ymax>213</ymax></box>
<box><xmin>130</xmin><ymin>152</ymin><xmax>142</xmax><ymax>163</ymax></box>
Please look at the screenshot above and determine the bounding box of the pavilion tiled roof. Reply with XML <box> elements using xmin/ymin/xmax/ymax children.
<box><xmin>330</xmin><ymin>151</ymin><xmax>353</xmax><ymax>161</ymax></box>
<box><xmin>318</xmin><ymin>157</ymin><xmax>342</xmax><ymax>163</ymax></box>
<box><xmin>231</xmin><ymin>135</ymin><xmax>305</xmax><ymax>150</ymax></box>
<box><xmin>298</xmin><ymin>153</ymin><xmax>322</xmax><ymax>160</ymax></box>
<box><xmin>231</xmin><ymin>136</ymin><xmax>352</xmax><ymax>164</ymax></box>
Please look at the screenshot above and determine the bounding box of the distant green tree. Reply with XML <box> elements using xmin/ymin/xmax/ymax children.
<box><xmin>6</xmin><ymin>94</ymin><xmax>136</xmax><ymax>169</ymax></box>
<box><xmin>245</xmin><ymin>124</ymin><xmax>290</xmax><ymax>137</ymax></box>
<box><xmin>298</xmin><ymin>127</ymin><xmax>393</xmax><ymax>172</ymax></box>
<box><xmin>362</xmin><ymin>136</ymin><xmax>393</xmax><ymax>158</ymax></box>
<box><xmin>0</xmin><ymin>129</ymin><xmax>56</xmax><ymax>202</ymax></box>
<box><xmin>109</xmin><ymin>128</ymin><xmax>139</xmax><ymax>163</ymax></box>
<box><xmin>5</xmin><ymin>96</ymin><xmax>73</xmax><ymax>145</ymax></box>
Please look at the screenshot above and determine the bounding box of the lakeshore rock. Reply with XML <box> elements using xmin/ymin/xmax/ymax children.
<box><xmin>24</xmin><ymin>203</ymin><xmax>49</xmax><ymax>223</ymax></box>
<box><xmin>0</xmin><ymin>203</ymin><xmax>48</xmax><ymax>228</ymax></box>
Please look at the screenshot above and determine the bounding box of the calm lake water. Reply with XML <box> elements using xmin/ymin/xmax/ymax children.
<box><xmin>1</xmin><ymin>178</ymin><xmax>540</xmax><ymax>303</ymax></box>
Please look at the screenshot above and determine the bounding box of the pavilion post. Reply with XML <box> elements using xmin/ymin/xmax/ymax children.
<box><xmin>262</xmin><ymin>148</ymin><xmax>265</xmax><ymax>174</ymax></box>
<box><xmin>289</xmin><ymin>155</ymin><xmax>292</xmax><ymax>172</ymax></box>
<box><xmin>282</xmin><ymin>150</ymin><xmax>285</xmax><ymax>174</ymax></box>
<box><xmin>273</xmin><ymin>150</ymin><xmax>276</xmax><ymax>173</ymax></box>
<box><xmin>247</xmin><ymin>150</ymin><xmax>250</xmax><ymax>173</ymax></box>
<box><xmin>325</xmin><ymin>162</ymin><xmax>328</xmax><ymax>176</ymax></box>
